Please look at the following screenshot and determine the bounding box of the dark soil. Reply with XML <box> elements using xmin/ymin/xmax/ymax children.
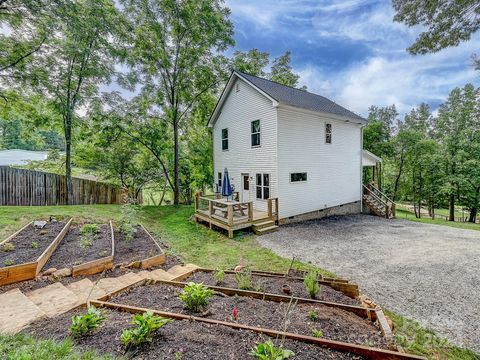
<box><xmin>0</xmin><ymin>221</ymin><xmax>66</xmax><ymax>268</ymax></box>
<box><xmin>44</xmin><ymin>224</ymin><xmax>111</xmax><ymax>270</ymax></box>
<box><xmin>112</xmin><ymin>283</ymin><xmax>387</xmax><ymax>348</ymax></box>
<box><xmin>188</xmin><ymin>271</ymin><xmax>360</xmax><ymax>306</ymax></box>
<box><xmin>26</xmin><ymin>307</ymin><xmax>364</xmax><ymax>359</ymax></box>
<box><xmin>113</xmin><ymin>226</ymin><xmax>162</xmax><ymax>265</ymax></box>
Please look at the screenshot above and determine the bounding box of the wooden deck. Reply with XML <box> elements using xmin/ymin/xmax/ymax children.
<box><xmin>194</xmin><ymin>194</ymin><xmax>278</xmax><ymax>238</ymax></box>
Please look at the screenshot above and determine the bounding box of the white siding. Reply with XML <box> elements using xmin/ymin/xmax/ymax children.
<box><xmin>212</xmin><ymin>79</ymin><xmax>278</xmax><ymax>211</ymax></box>
<box><xmin>277</xmin><ymin>107</ymin><xmax>362</xmax><ymax>218</ymax></box>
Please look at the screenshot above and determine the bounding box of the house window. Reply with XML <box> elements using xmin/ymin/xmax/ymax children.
<box><xmin>325</xmin><ymin>123</ymin><xmax>332</xmax><ymax>144</ymax></box>
<box><xmin>221</xmin><ymin>128</ymin><xmax>228</xmax><ymax>150</ymax></box>
<box><xmin>251</xmin><ymin>119</ymin><xmax>261</xmax><ymax>147</ymax></box>
<box><xmin>218</xmin><ymin>172</ymin><xmax>222</xmax><ymax>188</ymax></box>
<box><xmin>290</xmin><ymin>173</ymin><xmax>307</xmax><ymax>182</ymax></box>
<box><xmin>256</xmin><ymin>173</ymin><xmax>269</xmax><ymax>200</ymax></box>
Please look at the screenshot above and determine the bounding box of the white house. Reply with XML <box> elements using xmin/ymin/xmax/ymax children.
<box><xmin>206</xmin><ymin>70</ymin><xmax>368</xmax><ymax>226</ymax></box>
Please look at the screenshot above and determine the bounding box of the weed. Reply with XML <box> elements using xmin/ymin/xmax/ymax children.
<box><xmin>80</xmin><ymin>224</ymin><xmax>99</xmax><ymax>236</ymax></box>
<box><xmin>118</xmin><ymin>204</ymin><xmax>138</xmax><ymax>242</ymax></box>
<box><xmin>250</xmin><ymin>340</ymin><xmax>294</xmax><ymax>359</ymax></box>
<box><xmin>31</xmin><ymin>241</ymin><xmax>39</xmax><ymax>249</ymax></box>
<box><xmin>213</xmin><ymin>269</ymin><xmax>225</xmax><ymax>285</ymax></box>
<box><xmin>312</xmin><ymin>329</ymin><xmax>323</xmax><ymax>338</ymax></box>
<box><xmin>308</xmin><ymin>309</ymin><xmax>318</xmax><ymax>321</ymax></box>
<box><xmin>175</xmin><ymin>352</ymin><xmax>183</xmax><ymax>360</ymax></box>
<box><xmin>120</xmin><ymin>311</ymin><xmax>172</xmax><ymax>348</ymax></box>
<box><xmin>178</xmin><ymin>282</ymin><xmax>214</xmax><ymax>312</ymax></box>
<box><xmin>79</xmin><ymin>237</ymin><xmax>93</xmax><ymax>249</ymax></box>
<box><xmin>99</xmin><ymin>250</ymin><xmax>108</xmax><ymax>257</ymax></box>
<box><xmin>69</xmin><ymin>306</ymin><xmax>105</xmax><ymax>337</ymax></box>
<box><xmin>3</xmin><ymin>242</ymin><xmax>15</xmax><ymax>252</ymax></box>
<box><xmin>304</xmin><ymin>270</ymin><xmax>320</xmax><ymax>299</ymax></box>
<box><xmin>4</xmin><ymin>259</ymin><xmax>15</xmax><ymax>266</ymax></box>
<box><xmin>235</xmin><ymin>268</ymin><xmax>254</xmax><ymax>290</ymax></box>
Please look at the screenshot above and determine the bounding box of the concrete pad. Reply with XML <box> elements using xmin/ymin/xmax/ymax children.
<box><xmin>26</xmin><ymin>282</ymin><xmax>79</xmax><ymax>318</ymax></box>
<box><xmin>0</xmin><ymin>289</ymin><xmax>45</xmax><ymax>334</ymax></box>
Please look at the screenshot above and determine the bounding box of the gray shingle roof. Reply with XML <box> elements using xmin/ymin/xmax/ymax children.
<box><xmin>237</xmin><ymin>71</ymin><xmax>366</xmax><ymax>123</ymax></box>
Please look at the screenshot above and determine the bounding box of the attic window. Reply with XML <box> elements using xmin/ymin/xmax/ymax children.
<box><xmin>251</xmin><ymin>119</ymin><xmax>261</xmax><ymax>147</ymax></box>
<box><xmin>235</xmin><ymin>83</ymin><xmax>240</xmax><ymax>92</ymax></box>
<box><xmin>325</xmin><ymin>123</ymin><xmax>332</xmax><ymax>144</ymax></box>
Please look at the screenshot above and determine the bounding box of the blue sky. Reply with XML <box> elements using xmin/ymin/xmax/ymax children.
<box><xmin>226</xmin><ymin>0</ymin><xmax>479</xmax><ymax>117</ymax></box>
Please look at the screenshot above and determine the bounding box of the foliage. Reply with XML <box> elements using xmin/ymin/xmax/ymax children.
<box><xmin>3</xmin><ymin>259</ymin><xmax>15</xmax><ymax>266</ymax></box>
<box><xmin>312</xmin><ymin>329</ymin><xmax>323</xmax><ymax>338</ymax></box>
<box><xmin>178</xmin><ymin>282</ymin><xmax>214</xmax><ymax>312</ymax></box>
<box><xmin>303</xmin><ymin>271</ymin><xmax>320</xmax><ymax>299</ymax></box>
<box><xmin>307</xmin><ymin>309</ymin><xmax>319</xmax><ymax>321</ymax></box>
<box><xmin>235</xmin><ymin>268</ymin><xmax>254</xmax><ymax>290</ymax></box>
<box><xmin>393</xmin><ymin>1</ymin><xmax>480</xmax><ymax>54</ymax></box>
<box><xmin>31</xmin><ymin>241</ymin><xmax>38</xmax><ymax>249</ymax></box>
<box><xmin>250</xmin><ymin>340</ymin><xmax>294</xmax><ymax>360</ymax></box>
<box><xmin>213</xmin><ymin>269</ymin><xmax>225</xmax><ymax>285</ymax></box>
<box><xmin>118</xmin><ymin>204</ymin><xmax>138</xmax><ymax>241</ymax></box>
<box><xmin>80</xmin><ymin>224</ymin><xmax>99</xmax><ymax>236</ymax></box>
<box><xmin>2</xmin><ymin>242</ymin><xmax>15</xmax><ymax>252</ymax></box>
<box><xmin>120</xmin><ymin>311</ymin><xmax>173</xmax><ymax>348</ymax></box>
<box><xmin>69</xmin><ymin>306</ymin><xmax>105</xmax><ymax>337</ymax></box>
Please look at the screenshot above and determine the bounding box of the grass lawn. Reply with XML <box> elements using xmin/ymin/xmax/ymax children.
<box><xmin>396</xmin><ymin>209</ymin><xmax>480</xmax><ymax>231</ymax></box>
<box><xmin>0</xmin><ymin>204</ymin><xmax>478</xmax><ymax>360</ymax></box>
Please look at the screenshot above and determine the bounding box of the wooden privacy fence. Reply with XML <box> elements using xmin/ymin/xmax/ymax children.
<box><xmin>0</xmin><ymin>166</ymin><xmax>122</xmax><ymax>206</ymax></box>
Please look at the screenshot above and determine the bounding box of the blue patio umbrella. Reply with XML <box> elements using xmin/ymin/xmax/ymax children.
<box><xmin>222</xmin><ymin>168</ymin><xmax>233</xmax><ymax>200</ymax></box>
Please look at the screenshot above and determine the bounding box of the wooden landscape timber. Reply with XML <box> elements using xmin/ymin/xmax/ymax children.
<box><xmin>89</xmin><ymin>299</ymin><xmax>426</xmax><ymax>360</ymax></box>
<box><xmin>123</xmin><ymin>224</ymin><xmax>165</xmax><ymax>269</ymax></box>
<box><xmin>0</xmin><ymin>219</ymin><xmax>72</xmax><ymax>286</ymax></box>
<box><xmin>71</xmin><ymin>221</ymin><xmax>115</xmax><ymax>277</ymax></box>
<box><xmin>195</xmin><ymin>267</ymin><xmax>359</xmax><ymax>298</ymax></box>
<box><xmin>149</xmin><ymin>278</ymin><xmax>376</xmax><ymax>321</ymax></box>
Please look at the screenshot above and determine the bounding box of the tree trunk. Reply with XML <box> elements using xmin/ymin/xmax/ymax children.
<box><xmin>392</xmin><ymin>151</ymin><xmax>404</xmax><ymax>202</ymax></box>
<box><xmin>468</xmin><ymin>208</ymin><xmax>477</xmax><ymax>223</ymax></box>
<box><xmin>449</xmin><ymin>193</ymin><xmax>455</xmax><ymax>221</ymax></box>
<box><xmin>173</xmin><ymin>119</ymin><xmax>179</xmax><ymax>205</ymax></box>
<box><xmin>159</xmin><ymin>179</ymin><xmax>167</xmax><ymax>206</ymax></box>
<box><xmin>64</xmin><ymin>114</ymin><xmax>72</xmax><ymax>205</ymax></box>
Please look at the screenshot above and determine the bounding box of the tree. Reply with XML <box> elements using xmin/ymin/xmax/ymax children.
<box><xmin>270</xmin><ymin>51</ymin><xmax>301</xmax><ymax>88</ymax></box>
<box><xmin>232</xmin><ymin>49</ymin><xmax>269</xmax><ymax>77</ymax></box>
<box><xmin>122</xmin><ymin>0</ymin><xmax>234</xmax><ymax>205</ymax></box>
<box><xmin>393</xmin><ymin>0</ymin><xmax>480</xmax><ymax>54</ymax></box>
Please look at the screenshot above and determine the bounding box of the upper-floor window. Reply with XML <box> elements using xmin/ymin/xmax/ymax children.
<box><xmin>221</xmin><ymin>128</ymin><xmax>228</xmax><ymax>150</ymax></box>
<box><xmin>251</xmin><ymin>119</ymin><xmax>261</xmax><ymax>147</ymax></box>
<box><xmin>325</xmin><ymin>123</ymin><xmax>332</xmax><ymax>144</ymax></box>
<box><xmin>290</xmin><ymin>173</ymin><xmax>307</xmax><ymax>182</ymax></box>
<box><xmin>256</xmin><ymin>173</ymin><xmax>269</xmax><ymax>200</ymax></box>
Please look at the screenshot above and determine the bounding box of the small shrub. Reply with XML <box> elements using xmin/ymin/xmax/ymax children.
<box><xmin>250</xmin><ymin>340</ymin><xmax>294</xmax><ymax>359</ymax></box>
<box><xmin>80</xmin><ymin>224</ymin><xmax>99</xmax><ymax>236</ymax></box>
<box><xmin>308</xmin><ymin>309</ymin><xmax>318</xmax><ymax>321</ymax></box>
<box><xmin>118</xmin><ymin>204</ymin><xmax>138</xmax><ymax>242</ymax></box>
<box><xmin>178</xmin><ymin>282</ymin><xmax>214</xmax><ymax>312</ymax></box>
<box><xmin>312</xmin><ymin>329</ymin><xmax>323</xmax><ymax>338</ymax></box>
<box><xmin>213</xmin><ymin>269</ymin><xmax>225</xmax><ymax>285</ymax></box>
<box><xmin>31</xmin><ymin>241</ymin><xmax>39</xmax><ymax>249</ymax></box>
<box><xmin>235</xmin><ymin>269</ymin><xmax>253</xmax><ymax>290</ymax></box>
<box><xmin>120</xmin><ymin>311</ymin><xmax>172</xmax><ymax>348</ymax></box>
<box><xmin>69</xmin><ymin>306</ymin><xmax>105</xmax><ymax>337</ymax></box>
<box><xmin>3</xmin><ymin>242</ymin><xmax>15</xmax><ymax>252</ymax></box>
<box><xmin>4</xmin><ymin>259</ymin><xmax>15</xmax><ymax>266</ymax></box>
<box><xmin>304</xmin><ymin>271</ymin><xmax>320</xmax><ymax>299</ymax></box>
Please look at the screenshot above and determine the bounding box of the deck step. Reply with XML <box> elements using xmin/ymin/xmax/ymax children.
<box><xmin>0</xmin><ymin>288</ymin><xmax>46</xmax><ymax>334</ymax></box>
<box><xmin>26</xmin><ymin>282</ymin><xmax>80</xmax><ymax>318</ymax></box>
<box><xmin>253</xmin><ymin>225</ymin><xmax>279</xmax><ymax>235</ymax></box>
<box><xmin>252</xmin><ymin>220</ymin><xmax>275</xmax><ymax>230</ymax></box>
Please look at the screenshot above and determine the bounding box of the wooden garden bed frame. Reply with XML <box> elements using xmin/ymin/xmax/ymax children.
<box><xmin>0</xmin><ymin>219</ymin><xmax>72</xmax><ymax>286</ymax></box>
<box><xmin>88</xmin><ymin>298</ymin><xmax>425</xmax><ymax>360</ymax></box>
<box><xmin>71</xmin><ymin>221</ymin><xmax>115</xmax><ymax>277</ymax></box>
<box><xmin>121</xmin><ymin>224</ymin><xmax>166</xmax><ymax>269</ymax></box>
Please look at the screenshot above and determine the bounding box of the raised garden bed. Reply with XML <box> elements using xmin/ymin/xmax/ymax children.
<box><xmin>43</xmin><ymin>221</ymin><xmax>114</xmax><ymax>277</ymax></box>
<box><xmin>188</xmin><ymin>270</ymin><xmax>359</xmax><ymax>305</ymax></box>
<box><xmin>0</xmin><ymin>219</ymin><xmax>72</xmax><ymax>286</ymax></box>
<box><xmin>113</xmin><ymin>224</ymin><xmax>165</xmax><ymax>269</ymax></box>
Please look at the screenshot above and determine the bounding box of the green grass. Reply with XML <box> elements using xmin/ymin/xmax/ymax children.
<box><xmin>396</xmin><ymin>209</ymin><xmax>480</xmax><ymax>231</ymax></box>
<box><xmin>0</xmin><ymin>204</ymin><xmax>479</xmax><ymax>360</ymax></box>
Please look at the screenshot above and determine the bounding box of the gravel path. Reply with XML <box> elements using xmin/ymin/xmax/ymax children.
<box><xmin>258</xmin><ymin>214</ymin><xmax>480</xmax><ymax>352</ymax></box>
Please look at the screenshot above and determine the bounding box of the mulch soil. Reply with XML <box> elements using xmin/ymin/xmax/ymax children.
<box><xmin>113</xmin><ymin>225</ymin><xmax>162</xmax><ymax>265</ymax></box>
<box><xmin>0</xmin><ymin>221</ymin><xmax>66</xmax><ymax>268</ymax></box>
<box><xmin>44</xmin><ymin>224</ymin><xmax>111</xmax><ymax>270</ymax></box>
<box><xmin>26</xmin><ymin>307</ymin><xmax>365</xmax><ymax>359</ymax></box>
<box><xmin>188</xmin><ymin>271</ymin><xmax>360</xmax><ymax>306</ymax></box>
<box><xmin>111</xmin><ymin>283</ymin><xmax>387</xmax><ymax>348</ymax></box>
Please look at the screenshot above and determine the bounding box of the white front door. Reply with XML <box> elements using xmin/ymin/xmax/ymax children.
<box><xmin>241</xmin><ymin>174</ymin><xmax>250</xmax><ymax>202</ymax></box>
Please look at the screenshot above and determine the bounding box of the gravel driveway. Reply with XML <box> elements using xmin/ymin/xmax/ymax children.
<box><xmin>258</xmin><ymin>215</ymin><xmax>480</xmax><ymax>352</ymax></box>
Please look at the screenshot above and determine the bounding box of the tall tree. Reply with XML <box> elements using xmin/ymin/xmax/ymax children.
<box><xmin>232</xmin><ymin>49</ymin><xmax>269</xmax><ymax>77</ymax></box>
<box><xmin>270</xmin><ymin>51</ymin><xmax>301</xmax><ymax>88</ymax></box>
<box><xmin>393</xmin><ymin>0</ymin><xmax>480</xmax><ymax>54</ymax></box>
<box><xmin>122</xmin><ymin>0</ymin><xmax>234</xmax><ymax>205</ymax></box>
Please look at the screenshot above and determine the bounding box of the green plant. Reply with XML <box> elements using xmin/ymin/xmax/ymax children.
<box><xmin>80</xmin><ymin>224</ymin><xmax>99</xmax><ymax>236</ymax></box>
<box><xmin>178</xmin><ymin>282</ymin><xmax>214</xmax><ymax>312</ymax></box>
<box><xmin>235</xmin><ymin>269</ymin><xmax>253</xmax><ymax>290</ymax></box>
<box><xmin>213</xmin><ymin>269</ymin><xmax>225</xmax><ymax>285</ymax></box>
<box><xmin>312</xmin><ymin>329</ymin><xmax>323</xmax><ymax>338</ymax></box>
<box><xmin>308</xmin><ymin>309</ymin><xmax>318</xmax><ymax>321</ymax></box>
<box><xmin>120</xmin><ymin>311</ymin><xmax>172</xmax><ymax>348</ymax></box>
<box><xmin>250</xmin><ymin>340</ymin><xmax>294</xmax><ymax>359</ymax></box>
<box><xmin>31</xmin><ymin>241</ymin><xmax>39</xmax><ymax>249</ymax></box>
<box><xmin>175</xmin><ymin>351</ymin><xmax>183</xmax><ymax>360</ymax></box>
<box><xmin>304</xmin><ymin>271</ymin><xmax>320</xmax><ymax>299</ymax></box>
<box><xmin>118</xmin><ymin>204</ymin><xmax>138</xmax><ymax>242</ymax></box>
<box><xmin>79</xmin><ymin>237</ymin><xmax>93</xmax><ymax>249</ymax></box>
<box><xmin>4</xmin><ymin>259</ymin><xmax>15</xmax><ymax>266</ymax></box>
<box><xmin>99</xmin><ymin>250</ymin><xmax>108</xmax><ymax>257</ymax></box>
<box><xmin>3</xmin><ymin>242</ymin><xmax>15</xmax><ymax>252</ymax></box>
<box><xmin>69</xmin><ymin>306</ymin><xmax>105</xmax><ymax>337</ymax></box>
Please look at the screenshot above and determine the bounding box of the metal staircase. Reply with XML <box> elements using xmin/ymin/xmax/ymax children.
<box><xmin>363</xmin><ymin>184</ymin><xmax>396</xmax><ymax>219</ymax></box>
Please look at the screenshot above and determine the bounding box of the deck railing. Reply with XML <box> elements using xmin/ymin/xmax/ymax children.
<box><xmin>194</xmin><ymin>194</ymin><xmax>253</xmax><ymax>226</ymax></box>
<box><xmin>363</xmin><ymin>184</ymin><xmax>396</xmax><ymax>218</ymax></box>
<box><xmin>267</xmin><ymin>197</ymin><xmax>279</xmax><ymax>222</ymax></box>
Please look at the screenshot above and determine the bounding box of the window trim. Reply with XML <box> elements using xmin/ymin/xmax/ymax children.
<box><xmin>290</xmin><ymin>172</ymin><xmax>308</xmax><ymax>183</ymax></box>
<box><xmin>221</xmin><ymin>128</ymin><xmax>229</xmax><ymax>151</ymax></box>
<box><xmin>255</xmin><ymin>173</ymin><xmax>270</xmax><ymax>200</ymax></box>
<box><xmin>217</xmin><ymin>172</ymin><xmax>222</xmax><ymax>188</ymax></box>
<box><xmin>325</xmin><ymin>123</ymin><xmax>332</xmax><ymax>144</ymax></box>
<box><xmin>251</xmin><ymin>119</ymin><xmax>261</xmax><ymax>148</ymax></box>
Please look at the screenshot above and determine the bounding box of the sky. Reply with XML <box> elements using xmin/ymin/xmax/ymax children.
<box><xmin>225</xmin><ymin>0</ymin><xmax>479</xmax><ymax>117</ymax></box>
